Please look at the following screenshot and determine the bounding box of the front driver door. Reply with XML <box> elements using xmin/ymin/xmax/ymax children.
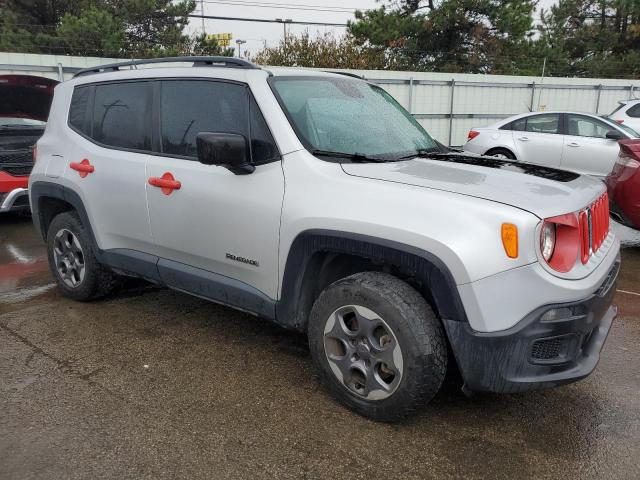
<box><xmin>561</xmin><ymin>114</ymin><xmax>622</xmax><ymax>178</ymax></box>
<box><xmin>511</xmin><ymin>113</ymin><xmax>563</xmax><ymax>167</ymax></box>
<box><xmin>145</xmin><ymin>79</ymin><xmax>284</xmax><ymax>303</ymax></box>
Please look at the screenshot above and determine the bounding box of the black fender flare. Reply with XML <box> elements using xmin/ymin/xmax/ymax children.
<box><xmin>30</xmin><ymin>181</ymin><xmax>96</xmax><ymax>245</ymax></box>
<box><xmin>275</xmin><ymin>230</ymin><xmax>468</xmax><ymax>331</ymax></box>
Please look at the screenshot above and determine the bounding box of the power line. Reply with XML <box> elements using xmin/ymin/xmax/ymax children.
<box><xmin>188</xmin><ymin>14</ymin><xmax>348</xmax><ymax>27</ymax></box>
<box><xmin>200</xmin><ymin>0</ymin><xmax>366</xmax><ymax>13</ymax></box>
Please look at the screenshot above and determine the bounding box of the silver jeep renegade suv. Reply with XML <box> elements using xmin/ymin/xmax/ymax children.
<box><xmin>29</xmin><ymin>57</ymin><xmax>620</xmax><ymax>421</ymax></box>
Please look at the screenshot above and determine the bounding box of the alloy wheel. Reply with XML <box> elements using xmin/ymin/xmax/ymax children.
<box><xmin>323</xmin><ymin>305</ymin><xmax>403</xmax><ymax>400</ymax></box>
<box><xmin>53</xmin><ymin>228</ymin><xmax>86</xmax><ymax>288</ymax></box>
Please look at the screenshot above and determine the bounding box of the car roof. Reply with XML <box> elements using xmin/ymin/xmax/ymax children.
<box><xmin>488</xmin><ymin>111</ymin><xmax>619</xmax><ymax>128</ymax></box>
<box><xmin>68</xmin><ymin>62</ymin><xmax>359</xmax><ymax>88</ymax></box>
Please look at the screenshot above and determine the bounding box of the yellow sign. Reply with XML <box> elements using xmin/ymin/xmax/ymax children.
<box><xmin>207</xmin><ymin>33</ymin><xmax>232</xmax><ymax>47</ymax></box>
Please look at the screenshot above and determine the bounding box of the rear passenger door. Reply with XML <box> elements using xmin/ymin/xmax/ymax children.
<box><xmin>561</xmin><ymin>114</ymin><xmax>621</xmax><ymax>177</ymax></box>
<box><xmin>145</xmin><ymin>79</ymin><xmax>284</xmax><ymax>301</ymax></box>
<box><xmin>66</xmin><ymin>81</ymin><xmax>154</xmax><ymax>254</ymax></box>
<box><xmin>510</xmin><ymin>113</ymin><xmax>563</xmax><ymax>168</ymax></box>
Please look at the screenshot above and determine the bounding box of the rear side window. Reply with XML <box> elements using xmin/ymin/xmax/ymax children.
<box><xmin>160</xmin><ymin>80</ymin><xmax>248</xmax><ymax>158</ymax></box>
<box><xmin>626</xmin><ymin>103</ymin><xmax>640</xmax><ymax>118</ymax></box>
<box><xmin>525</xmin><ymin>114</ymin><xmax>560</xmax><ymax>134</ymax></box>
<box><xmin>92</xmin><ymin>82</ymin><xmax>151</xmax><ymax>150</ymax></box>
<box><xmin>69</xmin><ymin>86</ymin><xmax>91</xmax><ymax>135</ymax></box>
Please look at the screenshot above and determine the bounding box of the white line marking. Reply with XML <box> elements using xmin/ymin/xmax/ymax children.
<box><xmin>617</xmin><ymin>289</ymin><xmax>640</xmax><ymax>297</ymax></box>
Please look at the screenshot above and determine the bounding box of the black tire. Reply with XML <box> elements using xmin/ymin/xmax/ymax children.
<box><xmin>46</xmin><ymin>211</ymin><xmax>119</xmax><ymax>301</ymax></box>
<box><xmin>485</xmin><ymin>147</ymin><xmax>516</xmax><ymax>160</ymax></box>
<box><xmin>308</xmin><ymin>272</ymin><xmax>447</xmax><ymax>421</ymax></box>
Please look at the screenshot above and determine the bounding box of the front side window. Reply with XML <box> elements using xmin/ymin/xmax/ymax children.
<box><xmin>160</xmin><ymin>80</ymin><xmax>248</xmax><ymax>158</ymax></box>
<box><xmin>270</xmin><ymin>76</ymin><xmax>438</xmax><ymax>159</ymax></box>
<box><xmin>525</xmin><ymin>114</ymin><xmax>560</xmax><ymax>134</ymax></box>
<box><xmin>92</xmin><ymin>82</ymin><xmax>151</xmax><ymax>150</ymax></box>
<box><xmin>567</xmin><ymin>114</ymin><xmax>614</xmax><ymax>138</ymax></box>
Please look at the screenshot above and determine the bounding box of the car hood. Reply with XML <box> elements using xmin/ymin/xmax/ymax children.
<box><xmin>0</xmin><ymin>74</ymin><xmax>57</xmax><ymax>122</ymax></box>
<box><xmin>341</xmin><ymin>154</ymin><xmax>605</xmax><ymax>219</ymax></box>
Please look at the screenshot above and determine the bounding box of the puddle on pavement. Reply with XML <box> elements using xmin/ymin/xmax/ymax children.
<box><xmin>0</xmin><ymin>214</ymin><xmax>52</xmax><ymax>297</ymax></box>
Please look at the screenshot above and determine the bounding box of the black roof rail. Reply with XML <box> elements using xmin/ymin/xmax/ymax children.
<box><xmin>73</xmin><ymin>56</ymin><xmax>260</xmax><ymax>78</ymax></box>
<box><xmin>325</xmin><ymin>70</ymin><xmax>365</xmax><ymax>80</ymax></box>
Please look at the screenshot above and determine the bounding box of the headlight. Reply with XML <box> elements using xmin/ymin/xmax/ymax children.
<box><xmin>540</xmin><ymin>222</ymin><xmax>556</xmax><ymax>261</ymax></box>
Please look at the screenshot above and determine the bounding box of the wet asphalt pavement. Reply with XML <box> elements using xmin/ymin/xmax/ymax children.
<box><xmin>1</xmin><ymin>214</ymin><xmax>639</xmax><ymax>480</ymax></box>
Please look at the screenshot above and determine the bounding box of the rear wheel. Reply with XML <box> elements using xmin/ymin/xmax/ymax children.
<box><xmin>46</xmin><ymin>212</ymin><xmax>119</xmax><ymax>301</ymax></box>
<box><xmin>308</xmin><ymin>272</ymin><xmax>447</xmax><ymax>421</ymax></box>
<box><xmin>485</xmin><ymin>148</ymin><xmax>516</xmax><ymax>160</ymax></box>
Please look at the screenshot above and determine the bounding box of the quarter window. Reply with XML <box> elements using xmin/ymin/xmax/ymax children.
<box><xmin>249</xmin><ymin>96</ymin><xmax>278</xmax><ymax>163</ymax></box>
<box><xmin>68</xmin><ymin>86</ymin><xmax>91</xmax><ymax>135</ymax></box>
<box><xmin>92</xmin><ymin>82</ymin><xmax>151</xmax><ymax>150</ymax></box>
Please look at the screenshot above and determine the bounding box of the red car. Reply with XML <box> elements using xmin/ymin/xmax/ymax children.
<box><xmin>0</xmin><ymin>74</ymin><xmax>57</xmax><ymax>213</ymax></box>
<box><xmin>606</xmin><ymin>139</ymin><xmax>640</xmax><ymax>229</ymax></box>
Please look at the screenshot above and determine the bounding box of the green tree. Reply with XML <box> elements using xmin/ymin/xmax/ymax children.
<box><xmin>0</xmin><ymin>0</ymin><xmax>232</xmax><ymax>57</ymax></box>
<box><xmin>57</xmin><ymin>7</ymin><xmax>126</xmax><ymax>57</ymax></box>
<box><xmin>536</xmin><ymin>0</ymin><xmax>640</xmax><ymax>78</ymax></box>
<box><xmin>349</xmin><ymin>0</ymin><xmax>537</xmax><ymax>74</ymax></box>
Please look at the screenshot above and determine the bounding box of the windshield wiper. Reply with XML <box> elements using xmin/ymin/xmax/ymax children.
<box><xmin>394</xmin><ymin>148</ymin><xmax>458</xmax><ymax>161</ymax></box>
<box><xmin>310</xmin><ymin>149</ymin><xmax>388</xmax><ymax>162</ymax></box>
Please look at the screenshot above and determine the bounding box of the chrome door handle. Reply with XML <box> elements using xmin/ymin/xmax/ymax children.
<box><xmin>517</xmin><ymin>136</ymin><xmax>530</xmax><ymax>142</ymax></box>
<box><xmin>567</xmin><ymin>142</ymin><xmax>580</xmax><ymax>147</ymax></box>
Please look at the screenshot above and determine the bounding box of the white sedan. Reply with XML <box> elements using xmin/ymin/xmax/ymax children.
<box><xmin>463</xmin><ymin>111</ymin><xmax>639</xmax><ymax>178</ymax></box>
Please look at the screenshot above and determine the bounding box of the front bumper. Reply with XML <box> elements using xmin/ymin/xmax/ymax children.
<box><xmin>0</xmin><ymin>187</ymin><xmax>30</xmax><ymax>212</ymax></box>
<box><xmin>444</xmin><ymin>257</ymin><xmax>620</xmax><ymax>393</ymax></box>
<box><xmin>0</xmin><ymin>171</ymin><xmax>30</xmax><ymax>213</ymax></box>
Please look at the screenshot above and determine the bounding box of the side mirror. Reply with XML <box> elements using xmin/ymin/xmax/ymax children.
<box><xmin>196</xmin><ymin>132</ymin><xmax>255</xmax><ymax>175</ymax></box>
<box><xmin>606</xmin><ymin>130</ymin><xmax>624</xmax><ymax>141</ymax></box>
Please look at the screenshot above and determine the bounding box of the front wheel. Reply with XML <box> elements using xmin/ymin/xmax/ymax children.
<box><xmin>308</xmin><ymin>272</ymin><xmax>447</xmax><ymax>421</ymax></box>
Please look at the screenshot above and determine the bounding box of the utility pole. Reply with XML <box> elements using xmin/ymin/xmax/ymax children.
<box><xmin>200</xmin><ymin>0</ymin><xmax>205</xmax><ymax>35</ymax></box>
<box><xmin>236</xmin><ymin>39</ymin><xmax>246</xmax><ymax>58</ymax></box>
<box><xmin>276</xmin><ymin>18</ymin><xmax>293</xmax><ymax>46</ymax></box>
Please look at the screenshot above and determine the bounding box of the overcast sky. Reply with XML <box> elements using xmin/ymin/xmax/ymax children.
<box><xmin>188</xmin><ymin>0</ymin><xmax>558</xmax><ymax>58</ymax></box>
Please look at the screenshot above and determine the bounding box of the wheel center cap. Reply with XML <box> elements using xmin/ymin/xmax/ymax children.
<box><xmin>356</xmin><ymin>343</ymin><xmax>371</xmax><ymax>359</ymax></box>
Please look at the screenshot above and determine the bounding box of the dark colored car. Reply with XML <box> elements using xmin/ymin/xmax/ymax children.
<box><xmin>606</xmin><ymin>139</ymin><xmax>640</xmax><ymax>229</ymax></box>
<box><xmin>0</xmin><ymin>74</ymin><xmax>57</xmax><ymax>213</ymax></box>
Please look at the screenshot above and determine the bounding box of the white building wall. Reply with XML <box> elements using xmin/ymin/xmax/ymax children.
<box><xmin>3</xmin><ymin>52</ymin><xmax>640</xmax><ymax>145</ymax></box>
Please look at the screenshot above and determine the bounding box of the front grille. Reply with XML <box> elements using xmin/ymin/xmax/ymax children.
<box><xmin>1</xmin><ymin>164</ymin><xmax>32</xmax><ymax>176</ymax></box>
<box><xmin>579</xmin><ymin>192</ymin><xmax>610</xmax><ymax>264</ymax></box>
<box><xmin>0</xmin><ymin>150</ymin><xmax>34</xmax><ymax>176</ymax></box>
<box><xmin>0</xmin><ymin>150</ymin><xmax>33</xmax><ymax>164</ymax></box>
